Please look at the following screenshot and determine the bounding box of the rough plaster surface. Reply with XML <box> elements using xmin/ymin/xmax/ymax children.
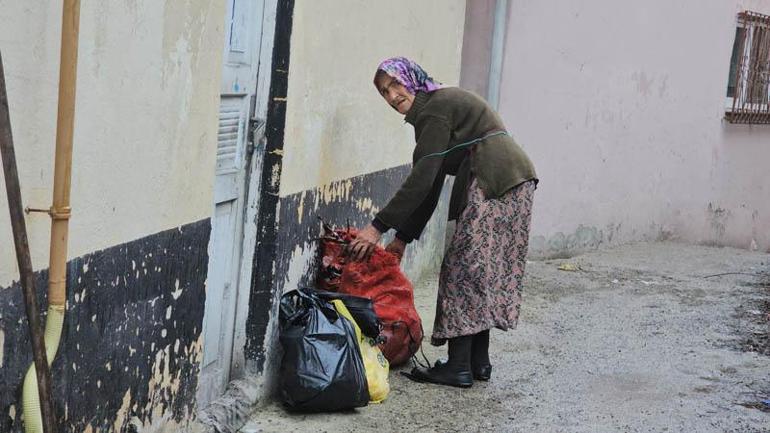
<box><xmin>0</xmin><ymin>220</ymin><xmax>211</xmax><ymax>433</ymax></box>
<box><xmin>242</xmin><ymin>242</ymin><xmax>770</xmax><ymax>432</ymax></box>
<box><xmin>496</xmin><ymin>0</ymin><xmax>770</xmax><ymax>256</ymax></box>
<box><xmin>278</xmin><ymin>0</ymin><xmax>466</xmax><ymax>196</ymax></box>
<box><xmin>0</xmin><ymin>0</ymin><xmax>225</xmax><ymax>287</ymax></box>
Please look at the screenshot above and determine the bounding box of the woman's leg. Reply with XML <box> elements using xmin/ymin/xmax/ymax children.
<box><xmin>446</xmin><ymin>335</ymin><xmax>473</xmax><ymax>370</ymax></box>
<box><xmin>404</xmin><ymin>335</ymin><xmax>474</xmax><ymax>388</ymax></box>
<box><xmin>472</xmin><ymin>329</ymin><xmax>490</xmax><ymax>366</ymax></box>
<box><xmin>471</xmin><ymin>329</ymin><xmax>492</xmax><ymax>380</ymax></box>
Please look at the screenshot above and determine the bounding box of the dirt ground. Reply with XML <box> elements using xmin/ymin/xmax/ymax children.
<box><xmin>241</xmin><ymin>242</ymin><xmax>770</xmax><ymax>433</ymax></box>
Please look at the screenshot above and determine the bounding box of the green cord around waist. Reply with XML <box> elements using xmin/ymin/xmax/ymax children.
<box><xmin>416</xmin><ymin>130</ymin><xmax>508</xmax><ymax>163</ymax></box>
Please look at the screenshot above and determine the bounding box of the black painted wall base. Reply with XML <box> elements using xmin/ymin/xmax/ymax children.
<box><xmin>246</xmin><ymin>164</ymin><xmax>417</xmax><ymax>371</ymax></box>
<box><xmin>0</xmin><ymin>219</ymin><xmax>210</xmax><ymax>433</ymax></box>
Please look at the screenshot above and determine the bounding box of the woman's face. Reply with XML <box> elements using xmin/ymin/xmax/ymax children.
<box><xmin>375</xmin><ymin>72</ymin><xmax>415</xmax><ymax>115</ymax></box>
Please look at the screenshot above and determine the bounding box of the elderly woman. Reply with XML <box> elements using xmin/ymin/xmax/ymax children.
<box><xmin>347</xmin><ymin>57</ymin><xmax>537</xmax><ymax>388</ymax></box>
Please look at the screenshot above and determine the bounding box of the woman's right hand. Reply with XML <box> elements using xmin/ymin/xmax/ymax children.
<box><xmin>345</xmin><ymin>224</ymin><xmax>382</xmax><ymax>262</ymax></box>
<box><xmin>385</xmin><ymin>238</ymin><xmax>407</xmax><ymax>262</ymax></box>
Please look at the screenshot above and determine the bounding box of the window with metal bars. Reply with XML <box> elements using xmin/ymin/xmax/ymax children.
<box><xmin>725</xmin><ymin>11</ymin><xmax>770</xmax><ymax>124</ymax></box>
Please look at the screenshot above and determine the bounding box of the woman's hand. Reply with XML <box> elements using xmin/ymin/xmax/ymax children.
<box><xmin>385</xmin><ymin>238</ymin><xmax>407</xmax><ymax>262</ymax></box>
<box><xmin>345</xmin><ymin>224</ymin><xmax>382</xmax><ymax>261</ymax></box>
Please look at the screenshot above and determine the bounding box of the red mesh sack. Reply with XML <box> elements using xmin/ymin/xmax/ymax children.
<box><xmin>318</xmin><ymin>224</ymin><xmax>423</xmax><ymax>366</ymax></box>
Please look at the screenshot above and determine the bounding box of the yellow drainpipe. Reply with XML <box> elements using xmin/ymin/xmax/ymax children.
<box><xmin>22</xmin><ymin>1</ymin><xmax>80</xmax><ymax>432</ymax></box>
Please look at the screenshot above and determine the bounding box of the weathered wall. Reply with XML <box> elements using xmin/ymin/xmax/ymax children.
<box><xmin>1</xmin><ymin>222</ymin><xmax>210</xmax><ymax>433</ymax></box>
<box><xmin>279</xmin><ymin>0</ymin><xmax>465</xmax><ymax>280</ymax></box>
<box><xmin>279</xmin><ymin>0</ymin><xmax>466</xmax><ymax>195</ymax></box>
<box><xmin>0</xmin><ymin>1</ymin><xmax>225</xmax><ymax>431</ymax></box>
<box><xmin>0</xmin><ymin>0</ymin><xmax>222</xmax><ymax>287</ymax></box>
<box><xmin>244</xmin><ymin>0</ymin><xmax>467</xmax><ymax>396</ymax></box>
<box><xmin>495</xmin><ymin>0</ymin><xmax>770</xmax><ymax>257</ymax></box>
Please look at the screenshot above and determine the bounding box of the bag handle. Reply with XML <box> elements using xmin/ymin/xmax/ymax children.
<box><xmin>281</xmin><ymin>289</ymin><xmax>340</xmax><ymax>323</ymax></box>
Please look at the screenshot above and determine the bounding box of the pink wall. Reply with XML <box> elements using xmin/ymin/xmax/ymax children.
<box><xmin>492</xmin><ymin>0</ymin><xmax>770</xmax><ymax>256</ymax></box>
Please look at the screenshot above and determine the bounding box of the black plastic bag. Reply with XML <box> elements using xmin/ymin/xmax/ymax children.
<box><xmin>279</xmin><ymin>289</ymin><xmax>369</xmax><ymax>412</ymax></box>
<box><xmin>312</xmin><ymin>289</ymin><xmax>381</xmax><ymax>339</ymax></box>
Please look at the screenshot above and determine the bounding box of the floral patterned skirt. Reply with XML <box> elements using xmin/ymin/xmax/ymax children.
<box><xmin>431</xmin><ymin>178</ymin><xmax>536</xmax><ymax>346</ymax></box>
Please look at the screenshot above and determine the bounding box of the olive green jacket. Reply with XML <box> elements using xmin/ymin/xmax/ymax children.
<box><xmin>373</xmin><ymin>88</ymin><xmax>537</xmax><ymax>242</ymax></box>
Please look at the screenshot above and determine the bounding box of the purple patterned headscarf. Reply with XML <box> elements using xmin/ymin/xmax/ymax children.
<box><xmin>375</xmin><ymin>57</ymin><xmax>442</xmax><ymax>95</ymax></box>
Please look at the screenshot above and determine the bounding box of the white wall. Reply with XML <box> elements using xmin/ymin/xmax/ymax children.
<box><xmin>498</xmin><ymin>0</ymin><xmax>770</xmax><ymax>255</ymax></box>
<box><xmin>0</xmin><ymin>1</ymin><xmax>225</xmax><ymax>287</ymax></box>
<box><xmin>279</xmin><ymin>0</ymin><xmax>467</xmax><ymax>197</ymax></box>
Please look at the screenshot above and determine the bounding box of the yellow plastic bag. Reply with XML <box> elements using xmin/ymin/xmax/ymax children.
<box><xmin>331</xmin><ymin>299</ymin><xmax>390</xmax><ymax>403</ymax></box>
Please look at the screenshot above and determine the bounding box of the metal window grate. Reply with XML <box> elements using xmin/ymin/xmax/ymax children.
<box><xmin>725</xmin><ymin>11</ymin><xmax>770</xmax><ymax>124</ymax></box>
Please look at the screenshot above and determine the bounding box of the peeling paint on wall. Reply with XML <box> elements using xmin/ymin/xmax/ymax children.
<box><xmin>0</xmin><ymin>219</ymin><xmax>210</xmax><ymax>432</ymax></box>
<box><xmin>246</xmin><ymin>164</ymin><xmax>452</xmax><ymax>397</ymax></box>
<box><xmin>0</xmin><ymin>0</ymin><xmax>225</xmax><ymax>289</ymax></box>
<box><xmin>279</xmin><ymin>0</ymin><xmax>466</xmax><ymax>196</ymax></box>
<box><xmin>244</xmin><ymin>0</ymin><xmax>295</xmax><ymax>370</ymax></box>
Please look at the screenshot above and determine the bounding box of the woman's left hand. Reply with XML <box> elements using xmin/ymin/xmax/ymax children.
<box><xmin>345</xmin><ymin>224</ymin><xmax>382</xmax><ymax>261</ymax></box>
<box><xmin>385</xmin><ymin>238</ymin><xmax>407</xmax><ymax>262</ymax></box>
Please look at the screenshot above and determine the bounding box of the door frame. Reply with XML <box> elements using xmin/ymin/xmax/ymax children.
<box><xmin>228</xmin><ymin>0</ymin><xmax>279</xmax><ymax>380</ymax></box>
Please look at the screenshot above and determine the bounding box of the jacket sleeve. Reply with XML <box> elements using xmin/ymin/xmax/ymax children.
<box><xmin>374</xmin><ymin>115</ymin><xmax>451</xmax><ymax>235</ymax></box>
<box><xmin>393</xmin><ymin>174</ymin><xmax>444</xmax><ymax>242</ymax></box>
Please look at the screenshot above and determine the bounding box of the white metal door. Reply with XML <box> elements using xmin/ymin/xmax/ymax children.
<box><xmin>198</xmin><ymin>0</ymin><xmax>265</xmax><ymax>407</ymax></box>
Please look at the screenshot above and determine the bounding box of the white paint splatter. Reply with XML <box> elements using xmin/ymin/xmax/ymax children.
<box><xmin>285</xmin><ymin>245</ymin><xmax>316</xmax><ymax>294</ymax></box>
<box><xmin>297</xmin><ymin>191</ymin><xmax>306</xmax><ymax>224</ymax></box>
<box><xmin>113</xmin><ymin>389</ymin><xmax>132</xmax><ymax>432</ymax></box>
<box><xmin>171</xmin><ymin>278</ymin><xmax>183</xmax><ymax>299</ymax></box>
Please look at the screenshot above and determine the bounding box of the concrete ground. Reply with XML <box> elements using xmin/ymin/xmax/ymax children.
<box><xmin>241</xmin><ymin>242</ymin><xmax>770</xmax><ymax>433</ymax></box>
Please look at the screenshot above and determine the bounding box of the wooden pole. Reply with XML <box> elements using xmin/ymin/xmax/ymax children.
<box><xmin>48</xmin><ymin>0</ymin><xmax>80</xmax><ymax>309</ymax></box>
<box><xmin>0</xmin><ymin>51</ymin><xmax>57</xmax><ymax>433</ymax></box>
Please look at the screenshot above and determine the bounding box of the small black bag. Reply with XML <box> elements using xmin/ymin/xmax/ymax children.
<box><xmin>279</xmin><ymin>289</ymin><xmax>369</xmax><ymax>412</ymax></box>
<box><xmin>312</xmin><ymin>289</ymin><xmax>381</xmax><ymax>339</ymax></box>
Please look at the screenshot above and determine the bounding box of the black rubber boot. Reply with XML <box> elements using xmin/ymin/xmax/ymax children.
<box><xmin>434</xmin><ymin>330</ymin><xmax>493</xmax><ymax>380</ymax></box>
<box><xmin>471</xmin><ymin>330</ymin><xmax>492</xmax><ymax>381</ymax></box>
<box><xmin>404</xmin><ymin>336</ymin><xmax>473</xmax><ymax>388</ymax></box>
